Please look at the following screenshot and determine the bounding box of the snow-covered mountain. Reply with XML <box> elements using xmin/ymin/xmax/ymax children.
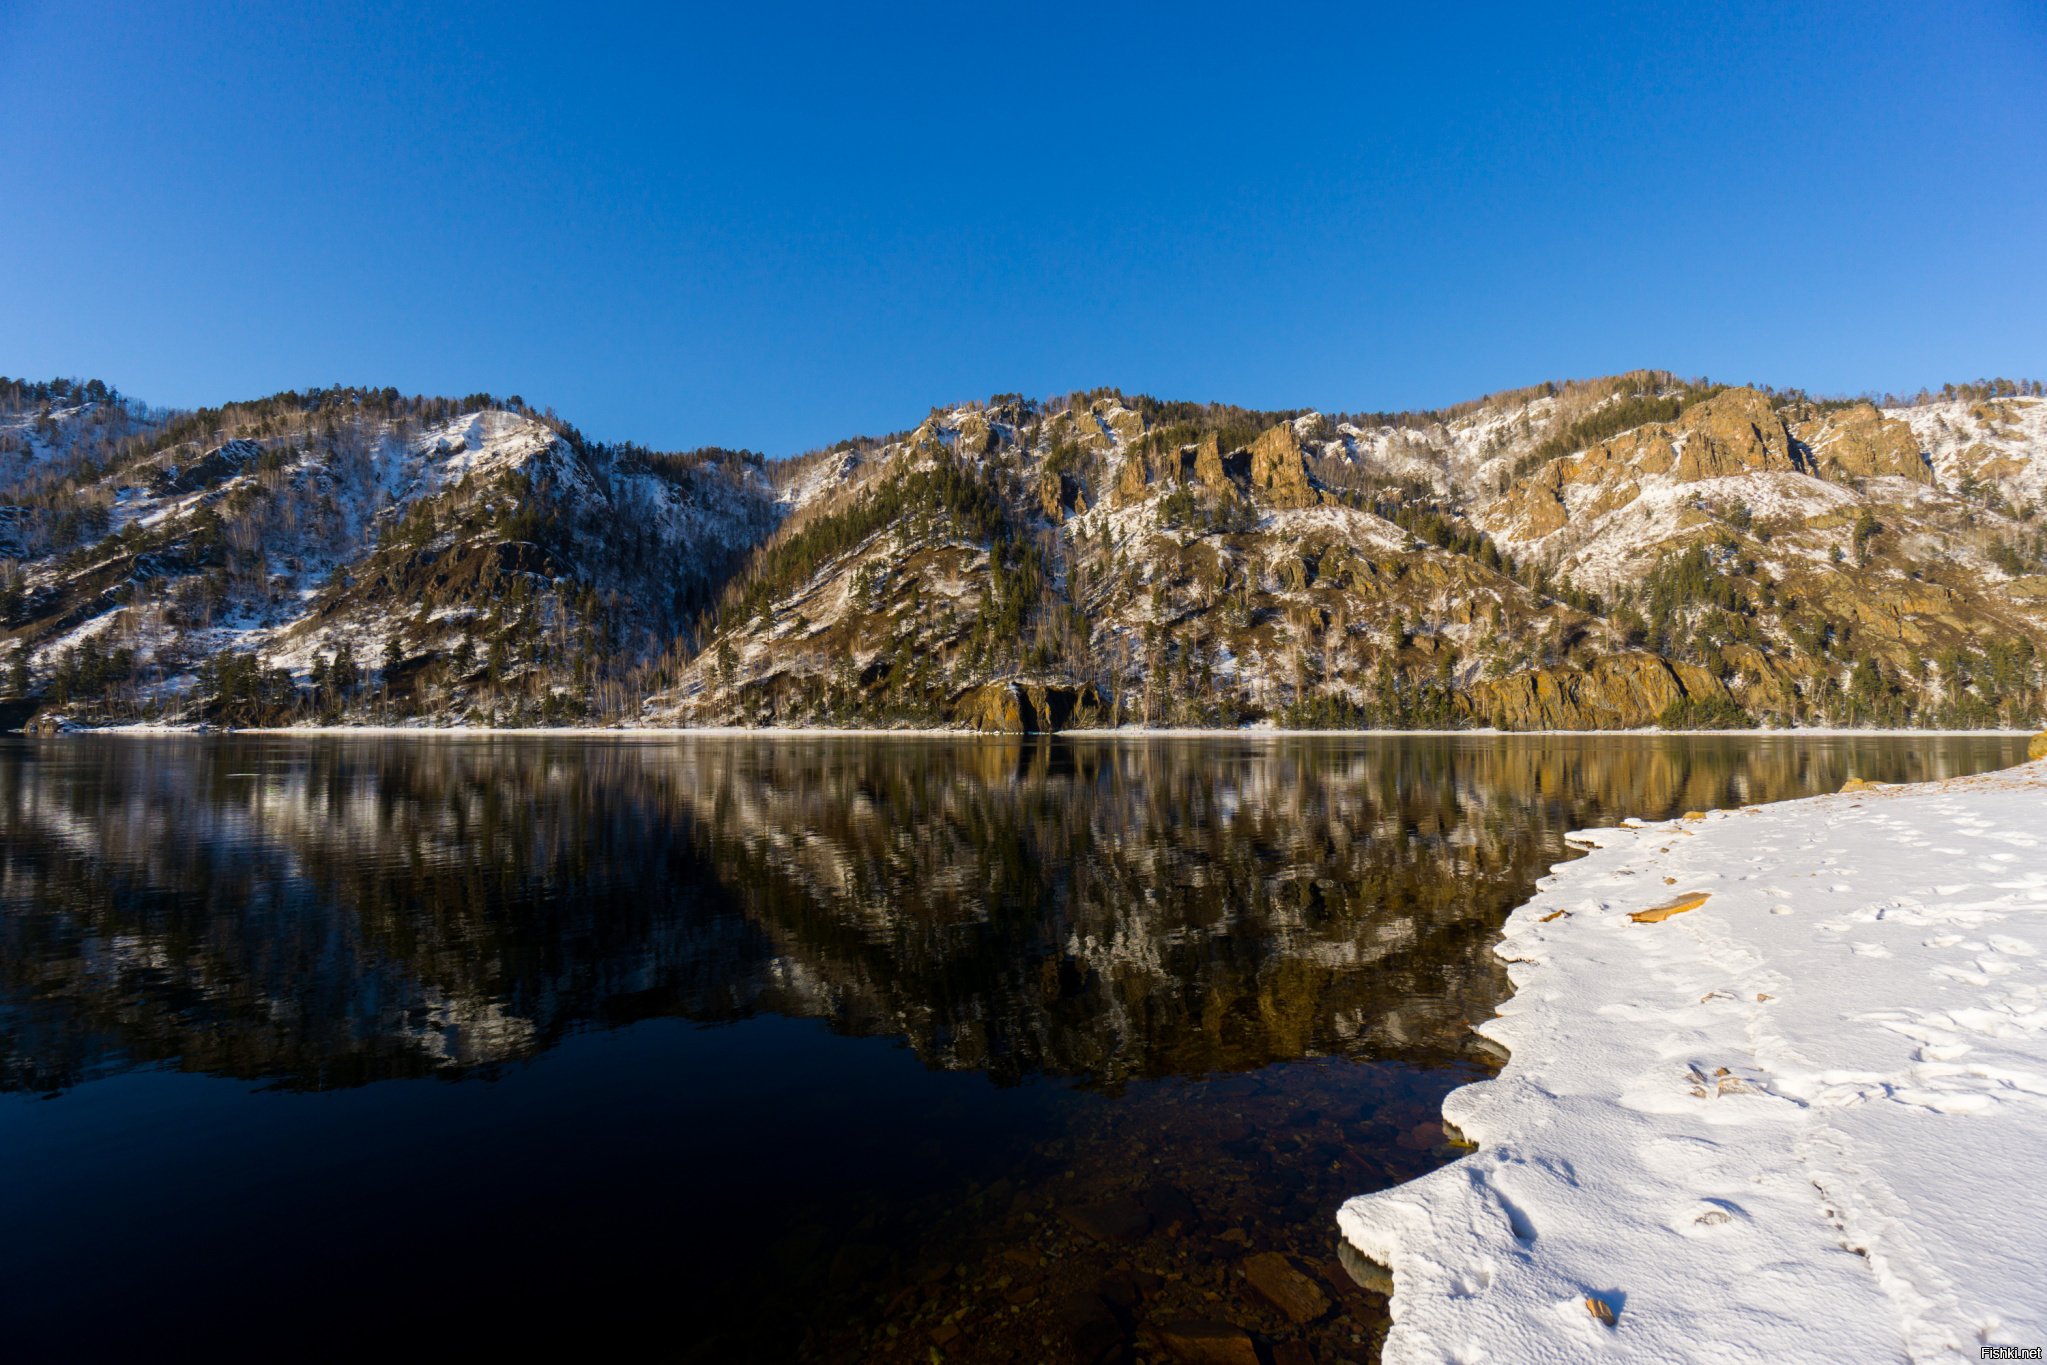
<box><xmin>3</xmin><ymin>372</ymin><xmax>2043</xmax><ymax>729</ymax></box>
<box><xmin>652</xmin><ymin>376</ymin><xmax>2047</xmax><ymax>730</ymax></box>
<box><xmin>1</xmin><ymin>384</ymin><xmax>775</xmax><ymax>724</ymax></box>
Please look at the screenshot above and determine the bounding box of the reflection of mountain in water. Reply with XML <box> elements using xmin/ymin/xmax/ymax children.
<box><xmin>0</xmin><ymin>735</ymin><xmax>2019</xmax><ymax>1094</ymax></box>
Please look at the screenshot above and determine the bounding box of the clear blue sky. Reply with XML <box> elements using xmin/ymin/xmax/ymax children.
<box><xmin>3</xmin><ymin>1</ymin><xmax>2043</xmax><ymax>455</ymax></box>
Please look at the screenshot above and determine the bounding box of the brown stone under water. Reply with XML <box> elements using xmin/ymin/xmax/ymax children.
<box><xmin>763</xmin><ymin>1060</ymin><xmax>1485</xmax><ymax>1365</ymax></box>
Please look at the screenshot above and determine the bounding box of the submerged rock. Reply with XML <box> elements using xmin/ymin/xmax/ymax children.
<box><xmin>1240</xmin><ymin>1251</ymin><xmax>1330</xmax><ymax>1323</ymax></box>
<box><xmin>1153</xmin><ymin>1319</ymin><xmax>1261</xmax><ymax>1365</ymax></box>
<box><xmin>1138</xmin><ymin>1183</ymin><xmax>1200</xmax><ymax>1236</ymax></box>
<box><xmin>1047</xmin><ymin>1290</ymin><xmax>1123</xmax><ymax>1361</ymax></box>
<box><xmin>1058</xmin><ymin>1196</ymin><xmax>1151</xmax><ymax>1243</ymax></box>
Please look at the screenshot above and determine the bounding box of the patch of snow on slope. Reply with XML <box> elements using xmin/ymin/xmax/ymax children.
<box><xmin>414</xmin><ymin>410</ymin><xmax>560</xmax><ymax>492</ymax></box>
<box><xmin>1261</xmin><ymin>502</ymin><xmax>1413</xmax><ymax>553</ymax></box>
<box><xmin>1891</xmin><ymin>397</ymin><xmax>2047</xmax><ymax>505</ymax></box>
<box><xmin>1340</xmin><ymin>757</ymin><xmax>2047</xmax><ymax>1363</ymax></box>
<box><xmin>1529</xmin><ymin>470</ymin><xmax>1859</xmax><ymax>589</ymax></box>
<box><xmin>777</xmin><ymin>449</ymin><xmax>868</xmax><ymax>513</ymax></box>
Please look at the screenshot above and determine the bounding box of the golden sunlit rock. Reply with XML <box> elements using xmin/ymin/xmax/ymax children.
<box><xmin>1631</xmin><ymin>892</ymin><xmax>1710</xmax><ymax>923</ymax></box>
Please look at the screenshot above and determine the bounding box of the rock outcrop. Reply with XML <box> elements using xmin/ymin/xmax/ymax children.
<box><xmin>1797</xmin><ymin>402</ymin><xmax>1932</xmax><ymax>485</ymax></box>
<box><xmin>1193</xmin><ymin>432</ymin><xmax>1229</xmax><ymax>494</ymax></box>
<box><xmin>24</xmin><ymin>373</ymin><xmax>2026</xmax><ymax>734</ymax></box>
<box><xmin>1038</xmin><ymin>469</ymin><xmax>1084</xmax><ymax>521</ymax></box>
<box><xmin>1670</xmin><ymin>387</ymin><xmax>1798</xmax><ymax>480</ymax></box>
<box><xmin>954</xmin><ymin>411</ymin><xmax>997</xmax><ymax>455</ymax></box>
<box><xmin>1459</xmin><ymin>653</ymin><xmax>1733</xmax><ymax>730</ymax></box>
<box><xmin>1481</xmin><ymin>390</ymin><xmax>1803</xmax><ymax>540</ymax></box>
<box><xmin>952</xmin><ymin>679</ymin><xmax>1103</xmax><ymax>733</ymax></box>
<box><xmin>1248</xmin><ymin>422</ymin><xmax>1316</xmax><ymax>508</ymax></box>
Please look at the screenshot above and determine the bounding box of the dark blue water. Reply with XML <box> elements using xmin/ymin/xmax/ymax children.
<box><xmin>0</xmin><ymin>733</ymin><xmax>2023</xmax><ymax>1362</ymax></box>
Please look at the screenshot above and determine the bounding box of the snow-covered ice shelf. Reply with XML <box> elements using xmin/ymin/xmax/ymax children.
<box><xmin>1339</xmin><ymin>758</ymin><xmax>2047</xmax><ymax>1363</ymax></box>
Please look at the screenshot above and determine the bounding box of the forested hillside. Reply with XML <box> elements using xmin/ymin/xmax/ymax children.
<box><xmin>3</xmin><ymin>372</ymin><xmax>2044</xmax><ymax>731</ymax></box>
<box><xmin>1</xmin><ymin>381</ymin><xmax>775</xmax><ymax>725</ymax></box>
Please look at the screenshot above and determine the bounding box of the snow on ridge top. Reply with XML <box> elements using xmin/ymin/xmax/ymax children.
<box><xmin>1339</xmin><ymin>758</ymin><xmax>2047</xmax><ymax>1363</ymax></box>
<box><xmin>414</xmin><ymin>409</ymin><xmax>564</xmax><ymax>490</ymax></box>
<box><xmin>1889</xmin><ymin>395</ymin><xmax>2047</xmax><ymax>501</ymax></box>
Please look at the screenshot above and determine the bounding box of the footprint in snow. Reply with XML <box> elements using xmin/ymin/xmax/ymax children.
<box><xmin>1448</xmin><ymin>1264</ymin><xmax>1493</xmax><ymax>1298</ymax></box>
<box><xmin>1673</xmin><ymin>1197</ymin><xmax>1749</xmax><ymax>1237</ymax></box>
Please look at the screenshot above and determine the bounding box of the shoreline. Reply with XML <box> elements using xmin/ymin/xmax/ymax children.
<box><xmin>1337</xmin><ymin>752</ymin><xmax>2047</xmax><ymax>1360</ymax></box>
<box><xmin>27</xmin><ymin>722</ymin><xmax>2040</xmax><ymax>740</ymax></box>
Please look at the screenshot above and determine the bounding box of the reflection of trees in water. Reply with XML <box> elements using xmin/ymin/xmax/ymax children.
<box><xmin>0</xmin><ymin>735</ymin><xmax>2020</xmax><ymax>1093</ymax></box>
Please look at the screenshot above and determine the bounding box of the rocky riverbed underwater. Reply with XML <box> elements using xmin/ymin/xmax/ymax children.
<box><xmin>0</xmin><ymin>732</ymin><xmax>2028</xmax><ymax>1361</ymax></box>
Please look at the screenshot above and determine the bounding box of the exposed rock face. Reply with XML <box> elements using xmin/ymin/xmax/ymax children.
<box><xmin>1066</xmin><ymin>402</ymin><xmax>1143</xmax><ymax>457</ymax></box>
<box><xmin>952</xmin><ymin>679</ymin><xmax>1103</xmax><ymax>733</ymax></box>
<box><xmin>1193</xmin><ymin>432</ymin><xmax>1229</xmax><ymax>493</ymax></box>
<box><xmin>1460</xmin><ymin>653</ymin><xmax>1732</xmax><ymax>730</ymax></box>
<box><xmin>1106</xmin><ymin>407</ymin><xmax>1145</xmax><ymax>446</ymax></box>
<box><xmin>1671</xmin><ymin>387</ymin><xmax>1798</xmax><ymax>480</ymax></box>
<box><xmin>1249</xmin><ymin>422</ymin><xmax>1316</xmax><ymax>508</ymax></box>
<box><xmin>954</xmin><ymin>412</ymin><xmax>996</xmax><ymax>455</ymax></box>
<box><xmin>1479</xmin><ymin>392</ymin><xmax>1808</xmax><ymax>539</ymax></box>
<box><xmin>15</xmin><ymin>373</ymin><xmax>2047</xmax><ymax>735</ymax></box>
<box><xmin>1114</xmin><ymin>442</ymin><xmax>1184</xmax><ymax>507</ymax></box>
<box><xmin>638</xmin><ymin>383</ymin><xmax>2045</xmax><ymax>734</ymax></box>
<box><xmin>1952</xmin><ymin>440</ymin><xmax>2029</xmax><ymax>486</ymax></box>
<box><xmin>1067</xmin><ymin>404</ymin><xmax>1110</xmax><ymax>452</ymax></box>
<box><xmin>1798</xmin><ymin>402</ymin><xmax>1932</xmax><ymax>484</ymax></box>
<box><xmin>1493</xmin><ymin>387</ymin><xmax>1801</xmax><ymax>516</ymax></box>
<box><xmin>1038</xmin><ymin>469</ymin><xmax>1083</xmax><ymax>521</ymax></box>
<box><xmin>1114</xmin><ymin>449</ymin><xmax>1148</xmax><ymax>505</ymax></box>
<box><xmin>1488</xmin><ymin>434</ymin><xmax>1653</xmax><ymax>538</ymax></box>
<box><xmin>149</xmin><ymin>438</ymin><xmax>262</xmax><ymax>497</ymax></box>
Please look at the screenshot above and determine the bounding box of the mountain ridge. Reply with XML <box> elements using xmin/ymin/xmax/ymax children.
<box><xmin>3</xmin><ymin>371</ymin><xmax>2044</xmax><ymax>731</ymax></box>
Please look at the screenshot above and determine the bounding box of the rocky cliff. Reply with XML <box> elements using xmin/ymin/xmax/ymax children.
<box><xmin>4</xmin><ymin>372</ymin><xmax>2044</xmax><ymax>730</ymax></box>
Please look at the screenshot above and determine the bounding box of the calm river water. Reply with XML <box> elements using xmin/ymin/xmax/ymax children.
<box><xmin>0</xmin><ymin>733</ymin><xmax>2025</xmax><ymax>1361</ymax></box>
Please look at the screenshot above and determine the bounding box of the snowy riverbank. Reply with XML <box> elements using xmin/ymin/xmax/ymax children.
<box><xmin>42</xmin><ymin>720</ymin><xmax>2041</xmax><ymax>740</ymax></box>
<box><xmin>1340</xmin><ymin>756</ymin><xmax>2047</xmax><ymax>1363</ymax></box>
